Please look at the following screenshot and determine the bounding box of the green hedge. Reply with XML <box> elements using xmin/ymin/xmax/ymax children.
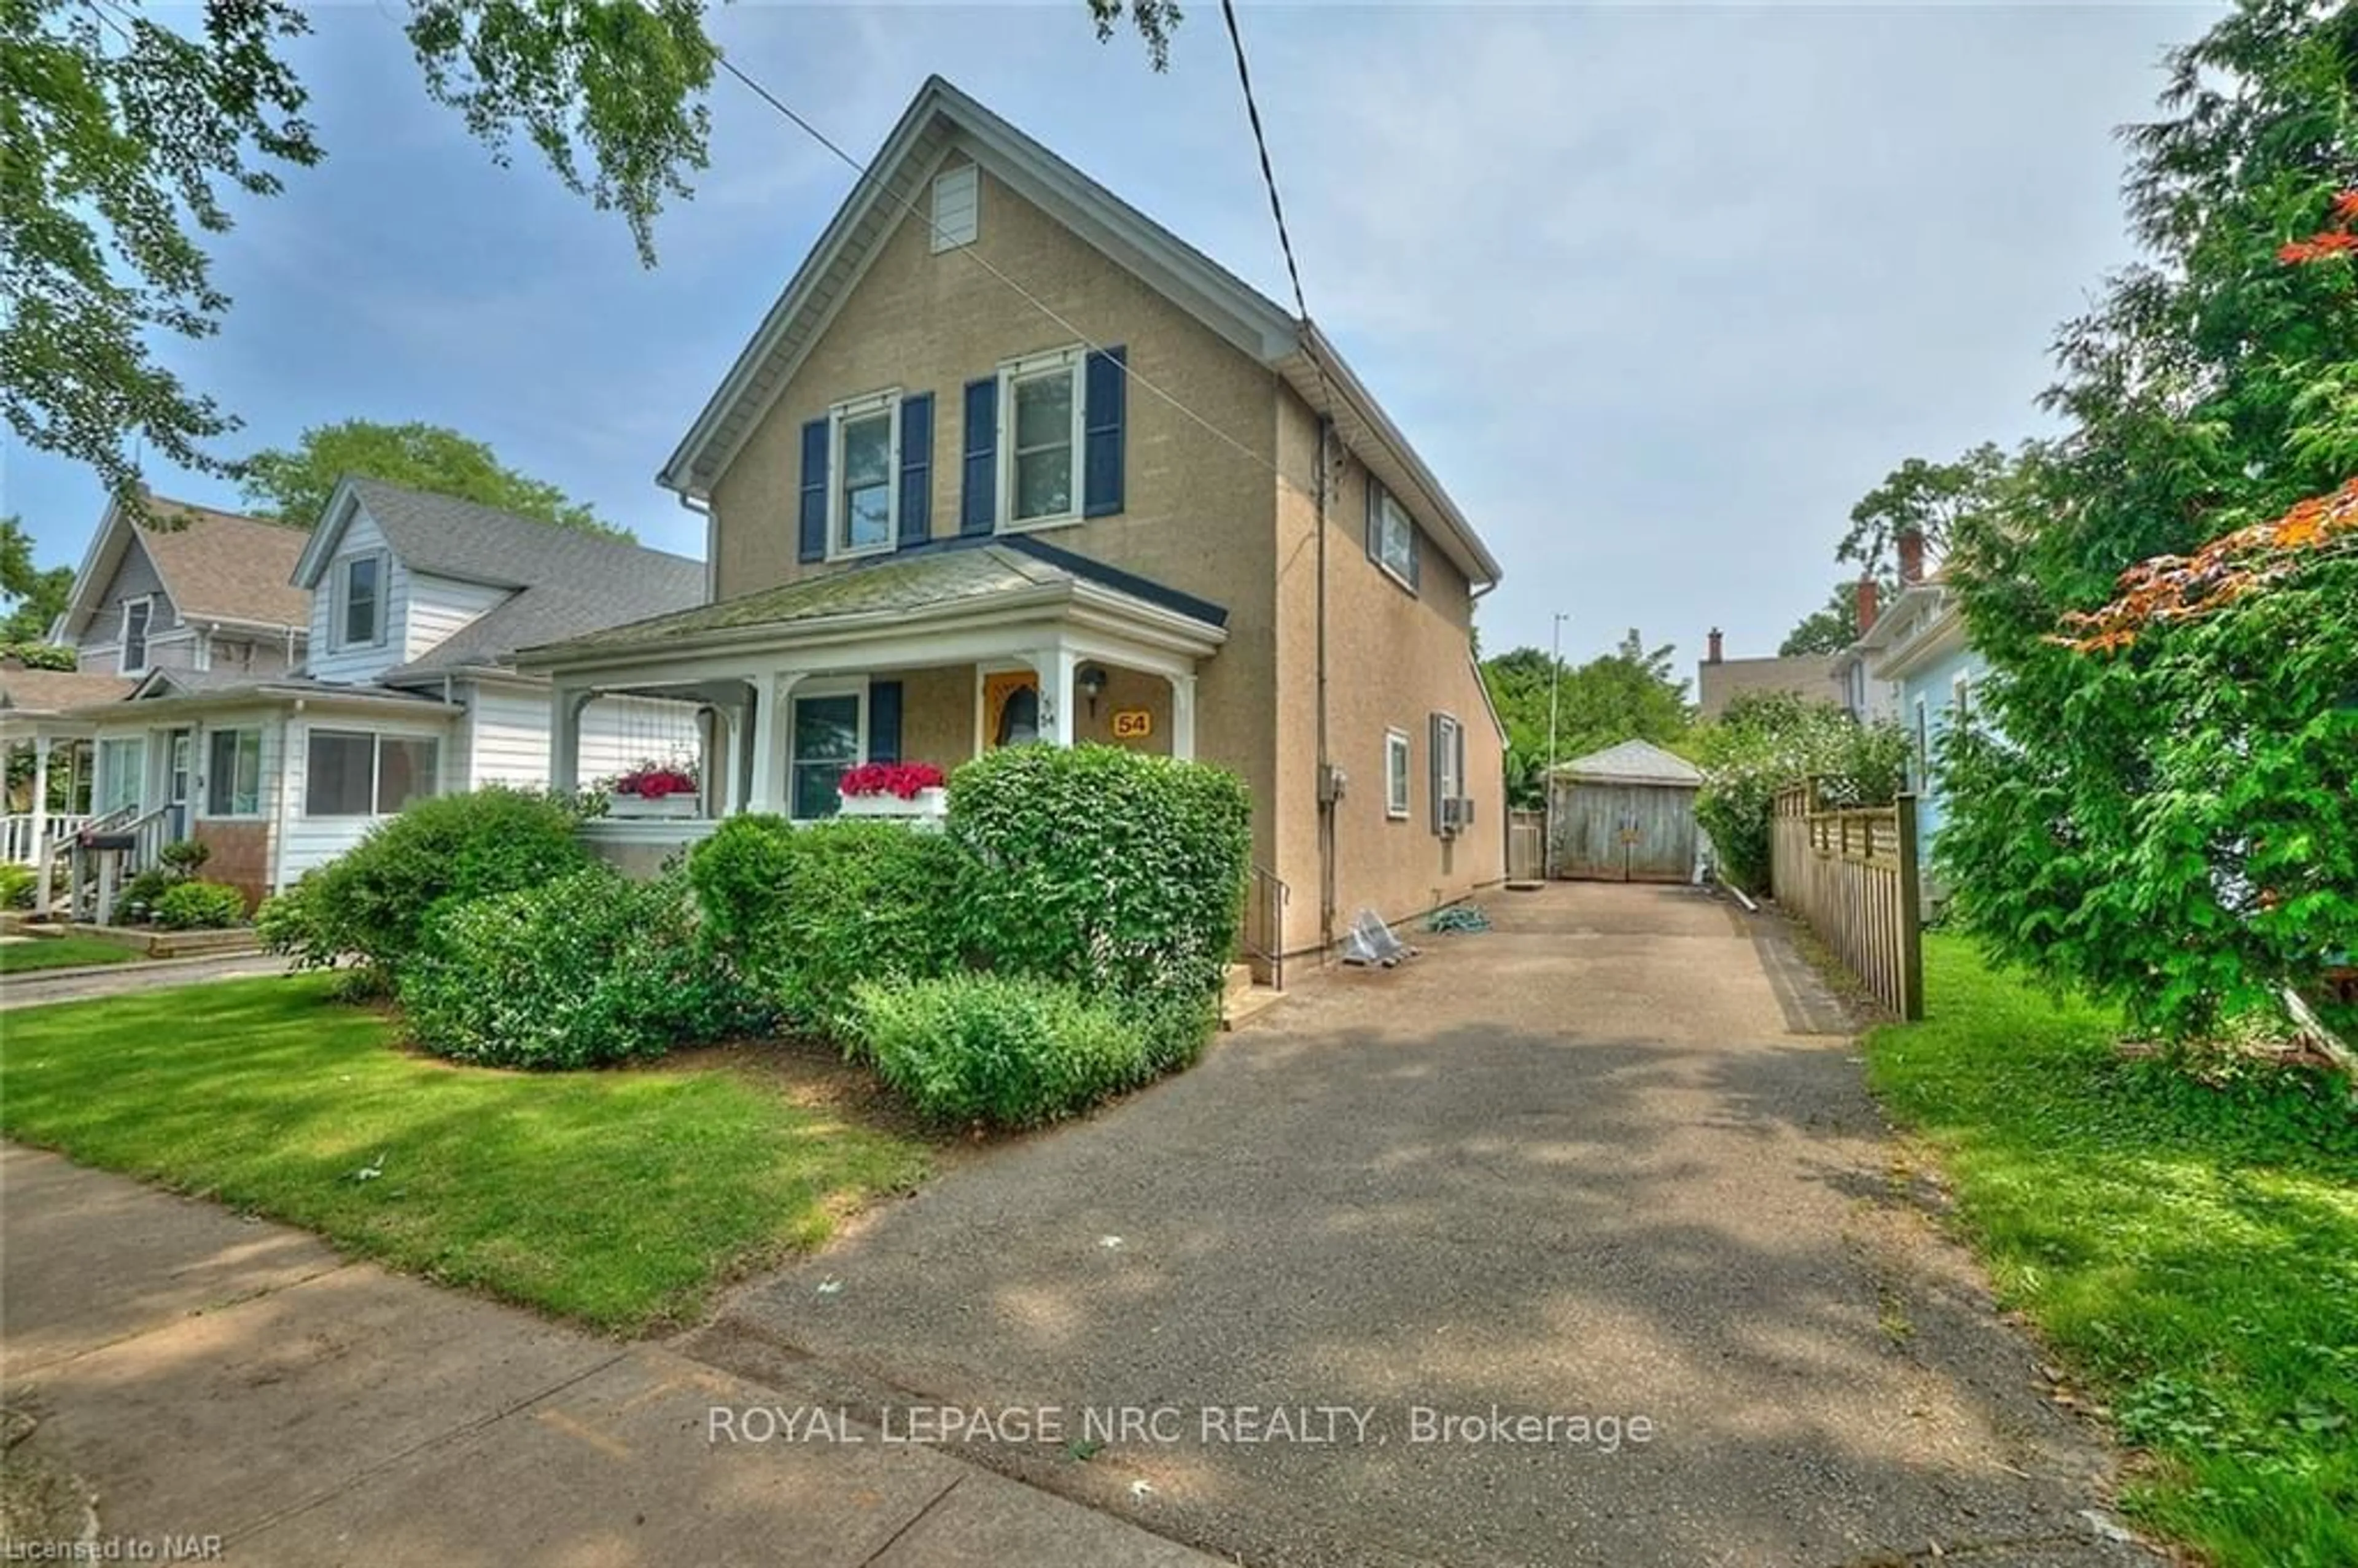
<box><xmin>399</xmin><ymin>867</ymin><xmax>758</xmax><ymax>1069</ymax></box>
<box><xmin>270</xmin><ymin>788</ymin><xmax>591</xmax><ymax>985</ymax></box>
<box><xmin>153</xmin><ymin>880</ymin><xmax>246</xmax><ymax>930</ymax></box>
<box><xmin>688</xmin><ymin>816</ymin><xmax>969</xmax><ymax>1039</ymax></box>
<box><xmin>948</xmin><ymin>744</ymin><xmax>1251</xmax><ymax>1009</ymax></box>
<box><xmin>848</xmin><ymin>973</ymin><xmax>1148</xmax><ymax>1128</ymax></box>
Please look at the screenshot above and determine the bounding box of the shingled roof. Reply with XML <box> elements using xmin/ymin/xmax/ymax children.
<box><xmin>523</xmin><ymin>534</ymin><xmax>1226</xmax><ymax>662</ymax></box>
<box><xmin>1551</xmin><ymin>739</ymin><xmax>1705</xmax><ymax>789</ymax></box>
<box><xmin>315</xmin><ymin>480</ymin><xmax>707</xmax><ymax>680</ymax></box>
<box><xmin>135</xmin><ymin>499</ymin><xmax>311</xmax><ymax>629</ymax></box>
<box><xmin>0</xmin><ymin>666</ymin><xmax>138</xmax><ymax>715</ymax></box>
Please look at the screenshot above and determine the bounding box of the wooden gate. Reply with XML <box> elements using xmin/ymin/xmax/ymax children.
<box><xmin>1770</xmin><ymin>782</ymin><xmax>1923</xmax><ymax>1019</ymax></box>
<box><xmin>1552</xmin><ymin>780</ymin><xmax>1697</xmax><ymax>883</ymax></box>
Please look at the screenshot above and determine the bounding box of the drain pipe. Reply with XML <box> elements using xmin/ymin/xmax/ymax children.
<box><xmin>1315</xmin><ymin>416</ymin><xmax>1336</xmax><ymax>960</ymax></box>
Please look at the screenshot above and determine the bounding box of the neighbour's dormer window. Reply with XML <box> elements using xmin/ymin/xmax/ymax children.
<box><xmin>121</xmin><ymin>597</ymin><xmax>151</xmax><ymax>672</ymax></box>
<box><xmin>340</xmin><ymin>554</ymin><xmax>384</xmax><ymax>648</ymax></box>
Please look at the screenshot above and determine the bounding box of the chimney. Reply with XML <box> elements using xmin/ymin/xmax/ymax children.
<box><xmin>1854</xmin><ymin>577</ymin><xmax>1879</xmax><ymax>635</ymax></box>
<box><xmin>1896</xmin><ymin>529</ymin><xmax>1926</xmax><ymax>586</ymax></box>
<box><xmin>1706</xmin><ymin>627</ymin><xmax>1724</xmax><ymax>665</ymax></box>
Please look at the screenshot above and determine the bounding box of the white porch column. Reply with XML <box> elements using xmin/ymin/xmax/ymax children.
<box><xmin>718</xmin><ymin>701</ymin><xmax>745</xmax><ymax>817</ymax></box>
<box><xmin>29</xmin><ymin>731</ymin><xmax>50</xmax><ymax>916</ymax></box>
<box><xmin>1028</xmin><ymin>643</ymin><xmax>1080</xmax><ymax>747</ymax></box>
<box><xmin>1169</xmin><ymin>675</ymin><xmax>1197</xmax><ymax>761</ymax></box>
<box><xmin>549</xmin><ymin>685</ymin><xmax>594</xmax><ymax>796</ymax></box>
<box><xmin>747</xmin><ymin>669</ymin><xmax>802</xmax><ymax>815</ymax></box>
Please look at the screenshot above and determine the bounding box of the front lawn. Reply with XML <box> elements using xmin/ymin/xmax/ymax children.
<box><xmin>0</xmin><ymin>936</ymin><xmax>138</xmax><ymax>974</ymax></box>
<box><xmin>0</xmin><ymin>976</ymin><xmax>932</xmax><ymax>1333</ymax></box>
<box><xmin>1867</xmin><ymin>935</ymin><xmax>2358</xmax><ymax>1568</ymax></box>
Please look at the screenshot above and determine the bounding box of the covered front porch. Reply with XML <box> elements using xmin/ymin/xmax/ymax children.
<box><xmin>526</xmin><ymin>541</ymin><xmax>1228</xmax><ymax>861</ymax></box>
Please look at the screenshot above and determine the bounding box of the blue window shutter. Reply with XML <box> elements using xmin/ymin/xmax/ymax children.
<box><xmin>868</xmin><ymin>680</ymin><xmax>903</xmax><ymax>764</ymax></box>
<box><xmin>798</xmin><ymin>417</ymin><xmax>828</xmax><ymax>563</ymax></box>
<box><xmin>898</xmin><ymin>394</ymin><xmax>933</xmax><ymax>548</ymax></box>
<box><xmin>960</xmin><ymin>378</ymin><xmax>997</xmax><ymax>535</ymax></box>
<box><xmin>1083</xmin><ymin>346</ymin><xmax>1126</xmax><ymax>518</ymax></box>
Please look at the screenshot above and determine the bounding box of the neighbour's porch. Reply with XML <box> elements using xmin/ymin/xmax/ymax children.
<box><xmin>527</xmin><ymin>540</ymin><xmax>1228</xmax><ymax>867</ymax></box>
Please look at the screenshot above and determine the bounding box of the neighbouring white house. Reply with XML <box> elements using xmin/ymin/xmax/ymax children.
<box><xmin>29</xmin><ymin>478</ymin><xmax>705</xmax><ymax>911</ymax></box>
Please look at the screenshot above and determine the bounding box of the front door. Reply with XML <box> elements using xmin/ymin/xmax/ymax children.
<box><xmin>982</xmin><ymin>671</ymin><xmax>1040</xmax><ymax>748</ymax></box>
<box><xmin>165</xmin><ymin>728</ymin><xmax>193</xmax><ymax>838</ymax></box>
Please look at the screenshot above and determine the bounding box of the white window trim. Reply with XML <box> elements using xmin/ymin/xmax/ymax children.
<box><xmin>201</xmin><ymin>725</ymin><xmax>266</xmax><ymax>821</ymax></box>
<box><xmin>120</xmin><ymin>596</ymin><xmax>154</xmax><ymax>675</ymax></box>
<box><xmin>997</xmin><ymin>346</ymin><xmax>1086</xmax><ymax>534</ymax></box>
<box><xmin>786</xmin><ymin>677</ymin><xmax>871</xmax><ymax>821</ymax></box>
<box><xmin>335</xmin><ymin>552</ymin><xmax>389</xmax><ymax>651</ymax></box>
<box><xmin>1372</xmin><ymin>486</ymin><xmax>1417</xmax><ymax>593</ymax></box>
<box><xmin>303</xmin><ymin>726</ymin><xmax>440</xmax><ymax>818</ymax></box>
<box><xmin>1437</xmin><ymin>713</ymin><xmax>1463</xmax><ymax>801</ymax></box>
<box><xmin>1913</xmin><ymin>696</ymin><xmax>1931</xmax><ymax>792</ymax></box>
<box><xmin>1384</xmin><ymin>728</ymin><xmax>1412</xmax><ymax>820</ymax></box>
<box><xmin>827</xmin><ymin>390</ymin><xmax>903</xmax><ymax>562</ymax></box>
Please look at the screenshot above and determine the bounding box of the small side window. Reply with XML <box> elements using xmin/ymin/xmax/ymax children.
<box><xmin>1385</xmin><ymin>729</ymin><xmax>1412</xmax><ymax>820</ymax></box>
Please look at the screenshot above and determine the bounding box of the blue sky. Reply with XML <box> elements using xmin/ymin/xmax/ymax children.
<box><xmin>3</xmin><ymin>2</ymin><xmax>2218</xmax><ymax>673</ymax></box>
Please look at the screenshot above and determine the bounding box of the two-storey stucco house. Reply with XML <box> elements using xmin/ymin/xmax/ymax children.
<box><xmin>524</xmin><ymin>77</ymin><xmax>1508</xmax><ymax>961</ymax></box>
<box><xmin>50</xmin><ymin>479</ymin><xmax>705</xmax><ymax>909</ymax></box>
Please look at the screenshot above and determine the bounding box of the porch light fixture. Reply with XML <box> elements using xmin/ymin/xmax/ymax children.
<box><xmin>1076</xmin><ymin>662</ymin><xmax>1110</xmax><ymax>716</ymax></box>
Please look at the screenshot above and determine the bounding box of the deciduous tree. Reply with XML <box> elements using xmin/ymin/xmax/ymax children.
<box><xmin>240</xmin><ymin>420</ymin><xmax>626</xmax><ymax>537</ymax></box>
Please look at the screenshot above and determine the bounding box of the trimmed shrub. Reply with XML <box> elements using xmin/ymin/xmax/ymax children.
<box><xmin>0</xmin><ymin>863</ymin><xmax>34</xmax><ymax>910</ymax></box>
<box><xmin>399</xmin><ymin>867</ymin><xmax>758</xmax><ymax>1069</ymax></box>
<box><xmin>947</xmin><ymin>744</ymin><xmax>1251</xmax><ymax>1009</ymax></box>
<box><xmin>153</xmin><ymin>879</ymin><xmax>247</xmax><ymax>930</ymax></box>
<box><xmin>688</xmin><ymin>815</ymin><xmax>969</xmax><ymax>1039</ymax></box>
<box><xmin>849</xmin><ymin>973</ymin><xmax>1148</xmax><ymax>1128</ymax></box>
<box><xmin>288</xmin><ymin>788</ymin><xmax>591</xmax><ymax>982</ymax></box>
<box><xmin>118</xmin><ymin>867</ymin><xmax>174</xmax><ymax>921</ymax></box>
<box><xmin>157</xmin><ymin>839</ymin><xmax>212</xmax><ymax>879</ymax></box>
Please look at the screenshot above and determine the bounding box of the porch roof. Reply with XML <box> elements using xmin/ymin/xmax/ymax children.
<box><xmin>63</xmin><ymin>671</ymin><xmax>456</xmax><ymax>723</ymax></box>
<box><xmin>0</xmin><ymin>667</ymin><xmax>139</xmax><ymax>717</ymax></box>
<box><xmin>518</xmin><ymin>537</ymin><xmax>1228</xmax><ymax>671</ymax></box>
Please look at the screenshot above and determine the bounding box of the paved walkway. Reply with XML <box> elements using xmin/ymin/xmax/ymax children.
<box><xmin>694</xmin><ymin>883</ymin><xmax>2153</xmax><ymax>1567</ymax></box>
<box><xmin>0</xmin><ymin>1145</ymin><xmax>1225</xmax><ymax>1567</ymax></box>
<box><xmin>1</xmin><ymin>952</ymin><xmax>289</xmax><ymax>1011</ymax></box>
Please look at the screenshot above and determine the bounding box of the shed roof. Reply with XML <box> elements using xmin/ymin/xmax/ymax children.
<box><xmin>1551</xmin><ymin>739</ymin><xmax>1705</xmax><ymax>789</ymax></box>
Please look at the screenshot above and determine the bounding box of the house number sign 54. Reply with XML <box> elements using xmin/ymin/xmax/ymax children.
<box><xmin>1113</xmin><ymin>709</ymin><xmax>1153</xmax><ymax>740</ymax></box>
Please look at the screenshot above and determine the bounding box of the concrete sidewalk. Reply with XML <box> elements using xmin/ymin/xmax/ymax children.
<box><xmin>0</xmin><ymin>1145</ymin><xmax>1225</xmax><ymax>1567</ymax></box>
<box><xmin>0</xmin><ymin>952</ymin><xmax>292</xmax><ymax>1011</ymax></box>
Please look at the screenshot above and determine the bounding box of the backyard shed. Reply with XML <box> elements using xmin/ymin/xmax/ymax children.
<box><xmin>1547</xmin><ymin>739</ymin><xmax>1703</xmax><ymax>883</ymax></box>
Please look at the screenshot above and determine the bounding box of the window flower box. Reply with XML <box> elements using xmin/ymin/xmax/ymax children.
<box><xmin>838</xmin><ymin>763</ymin><xmax>947</xmax><ymax>820</ymax></box>
<box><xmin>607</xmin><ymin>763</ymin><xmax>700</xmax><ymax>819</ymax></box>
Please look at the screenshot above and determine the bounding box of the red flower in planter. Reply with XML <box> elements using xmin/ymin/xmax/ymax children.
<box><xmin>613</xmin><ymin>764</ymin><xmax>699</xmax><ymax>799</ymax></box>
<box><xmin>838</xmin><ymin>762</ymin><xmax>947</xmax><ymax>800</ymax></box>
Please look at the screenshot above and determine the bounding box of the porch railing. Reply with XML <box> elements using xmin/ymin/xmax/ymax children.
<box><xmin>60</xmin><ymin>805</ymin><xmax>173</xmax><ymax>923</ymax></box>
<box><xmin>1242</xmin><ymin>862</ymin><xmax>1289</xmax><ymax>992</ymax></box>
<box><xmin>2</xmin><ymin>813</ymin><xmax>92</xmax><ymax>867</ymax></box>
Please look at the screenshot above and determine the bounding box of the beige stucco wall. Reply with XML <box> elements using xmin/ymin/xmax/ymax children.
<box><xmin>1270</xmin><ymin>389</ymin><xmax>1506</xmax><ymax>955</ymax></box>
<box><xmin>706</xmin><ymin>158</ymin><xmax>1283</xmax><ymax>874</ymax></box>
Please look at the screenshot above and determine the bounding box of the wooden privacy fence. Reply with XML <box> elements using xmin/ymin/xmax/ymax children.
<box><xmin>1770</xmin><ymin>783</ymin><xmax>1924</xmax><ymax>1020</ymax></box>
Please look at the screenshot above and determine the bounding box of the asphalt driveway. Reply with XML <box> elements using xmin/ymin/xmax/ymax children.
<box><xmin>689</xmin><ymin>883</ymin><xmax>2152</xmax><ymax>1567</ymax></box>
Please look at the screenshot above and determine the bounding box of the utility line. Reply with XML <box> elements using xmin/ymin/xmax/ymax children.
<box><xmin>714</xmin><ymin>53</ymin><xmax>1290</xmax><ymax>484</ymax></box>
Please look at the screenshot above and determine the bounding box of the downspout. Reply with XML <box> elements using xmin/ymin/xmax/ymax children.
<box><xmin>1316</xmin><ymin>415</ymin><xmax>1335</xmax><ymax>959</ymax></box>
<box><xmin>679</xmin><ymin>491</ymin><xmax>715</xmax><ymax>603</ymax></box>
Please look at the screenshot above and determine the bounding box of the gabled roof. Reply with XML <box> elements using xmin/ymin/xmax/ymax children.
<box><xmin>294</xmin><ymin>478</ymin><xmax>707</xmax><ymax>680</ymax></box>
<box><xmin>521</xmin><ymin>534</ymin><xmax>1226</xmax><ymax>668</ymax></box>
<box><xmin>661</xmin><ymin>75</ymin><xmax>1500</xmax><ymax>589</ymax></box>
<box><xmin>1551</xmin><ymin>738</ymin><xmax>1705</xmax><ymax>789</ymax></box>
<box><xmin>56</xmin><ymin>494</ymin><xmax>310</xmax><ymax>642</ymax></box>
<box><xmin>0</xmin><ymin>666</ymin><xmax>138</xmax><ymax>715</ymax></box>
<box><xmin>83</xmin><ymin>670</ymin><xmax>454</xmax><ymax>721</ymax></box>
